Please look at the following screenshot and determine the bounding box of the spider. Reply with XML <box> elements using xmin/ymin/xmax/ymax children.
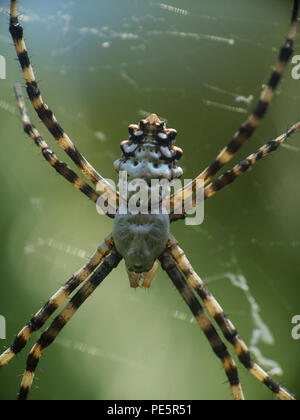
<box><xmin>1</xmin><ymin>0</ymin><xmax>299</xmax><ymax>401</ymax></box>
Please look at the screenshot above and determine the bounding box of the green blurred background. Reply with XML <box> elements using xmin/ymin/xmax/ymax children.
<box><xmin>0</xmin><ymin>0</ymin><xmax>300</xmax><ymax>400</ymax></box>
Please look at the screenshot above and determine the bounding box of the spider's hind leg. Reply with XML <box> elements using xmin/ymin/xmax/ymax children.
<box><xmin>14</xmin><ymin>85</ymin><xmax>102</xmax><ymax>205</ymax></box>
<box><xmin>169</xmin><ymin>0</ymin><xmax>299</xmax><ymax>216</ymax></box>
<box><xmin>204</xmin><ymin>122</ymin><xmax>300</xmax><ymax>200</ymax></box>
<box><xmin>9</xmin><ymin>0</ymin><xmax>119</xmax><ymax>209</ymax></box>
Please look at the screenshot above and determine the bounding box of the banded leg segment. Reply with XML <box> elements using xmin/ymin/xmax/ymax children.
<box><xmin>159</xmin><ymin>252</ymin><xmax>245</xmax><ymax>401</ymax></box>
<box><xmin>167</xmin><ymin>235</ymin><xmax>295</xmax><ymax>400</ymax></box>
<box><xmin>18</xmin><ymin>249</ymin><xmax>122</xmax><ymax>400</ymax></box>
<box><xmin>204</xmin><ymin>122</ymin><xmax>300</xmax><ymax>200</ymax></box>
<box><xmin>169</xmin><ymin>0</ymin><xmax>299</xmax><ymax>213</ymax></box>
<box><xmin>14</xmin><ymin>84</ymin><xmax>101</xmax><ymax>205</ymax></box>
<box><xmin>170</xmin><ymin>122</ymin><xmax>300</xmax><ymax>222</ymax></box>
<box><xmin>9</xmin><ymin>0</ymin><xmax>119</xmax><ymax>208</ymax></box>
<box><xmin>0</xmin><ymin>234</ymin><xmax>114</xmax><ymax>368</ymax></box>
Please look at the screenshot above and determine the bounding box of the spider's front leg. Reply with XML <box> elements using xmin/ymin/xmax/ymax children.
<box><xmin>0</xmin><ymin>235</ymin><xmax>114</xmax><ymax>369</ymax></box>
<box><xmin>18</xmin><ymin>248</ymin><xmax>122</xmax><ymax>400</ymax></box>
<box><xmin>159</xmin><ymin>251</ymin><xmax>245</xmax><ymax>401</ymax></box>
<box><xmin>167</xmin><ymin>235</ymin><xmax>295</xmax><ymax>401</ymax></box>
<box><xmin>111</xmin><ymin>210</ymin><xmax>245</xmax><ymax>400</ymax></box>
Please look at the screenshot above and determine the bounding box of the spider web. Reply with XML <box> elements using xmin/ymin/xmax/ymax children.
<box><xmin>0</xmin><ymin>0</ymin><xmax>299</xmax><ymax>401</ymax></box>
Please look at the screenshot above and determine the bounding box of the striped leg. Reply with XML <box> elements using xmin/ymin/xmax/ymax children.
<box><xmin>18</xmin><ymin>248</ymin><xmax>122</xmax><ymax>400</ymax></box>
<box><xmin>159</xmin><ymin>252</ymin><xmax>245</xmax><ymax>401</ymax></box>
<box><xmin>0</xmin><ymin>234</ymin><xmax>114</xmax><ymax>369</ymax></box>
<box><xmin>9</xmin><ymin>0</ymin><xmax>119</xmax><ymax>208</ymax></box>
<box><xmin>170</xmin><ymin>121</ymin><xmax>300</xmax><ymax>222</ymax></box>
<box><xmin>14</xmin><ymin>84</ymin><xmax>102</xmax><ymax>205</ymax></box>
<box><xmin>167</xmin><ymin>235</ymin><xmax>295</xmax><ymax>400</ymax></box>
<box><xmin>204</xmin><ymin>122</ymin><xmax>300</xmax><ymax>200</ymax></box>
<box><xmin>169</xmin><ymin>0</ymin><xmax>299</xmax><ymax>213</ymax></box>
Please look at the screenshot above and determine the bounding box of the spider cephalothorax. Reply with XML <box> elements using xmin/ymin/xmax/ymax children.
<box><xmin>113</xmin><ymin>212</ymin><xmax>169</xmax><ymax>276</ymax></box>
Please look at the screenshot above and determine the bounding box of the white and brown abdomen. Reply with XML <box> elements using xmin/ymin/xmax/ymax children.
<box><xmin>114</xmin><ymin>113</ymin><xmax>183</xmax><ymax>188</ymax></box>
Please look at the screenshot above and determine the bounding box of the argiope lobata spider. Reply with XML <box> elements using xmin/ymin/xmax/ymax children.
<box><xmin>1</xmin><ymin>0</ymin><xmax>299</xmax><ymax>400</ymax></box>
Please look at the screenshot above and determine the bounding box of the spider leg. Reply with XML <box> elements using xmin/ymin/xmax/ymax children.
<box><xmin>0</xmin><ymin>234</ymin><xmax>114</xmax><ymax>369</ymax></box>
<box><xmin>170</xmin><ymin>121</ymin><xmax>300</xmax><ymax>222</ymax></box>
<box><xmin>14</xmin><ymin>84</ymin><xmax>108</xmax><ymax>206</ymax></box>
<box><xmin>9</xmin><ymin>0</ymin><xmax>119</xmax><ymax>208</ymax></box>
<box><xmin>18</xmin><ymin>248</ymin><xmax>122</xmax><ymax>400</ymax></box>
<box><xmin>167</xmin><ymin>235</ymin><xmax>295</xmax><ymax>400</ymax></box>
<box><xmin>169</xmin><ymin>0</ymin><xmax>299</xmax><ymax>214</ymax></box>
<box><xmin>159</xmin><ymin>251</ymin><xmax>245</xmax><ymax>401</ymax></box>
<box><xmin>203</xmin><ymin>121</ymin><xmax>300</xmax><ymax>200</ymax></box>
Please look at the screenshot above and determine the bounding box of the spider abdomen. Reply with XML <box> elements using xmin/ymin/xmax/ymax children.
<box><xmin>114</xmin><ymin>114</ymin><xmax>183</xmax><ymax>186</ymax></box>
